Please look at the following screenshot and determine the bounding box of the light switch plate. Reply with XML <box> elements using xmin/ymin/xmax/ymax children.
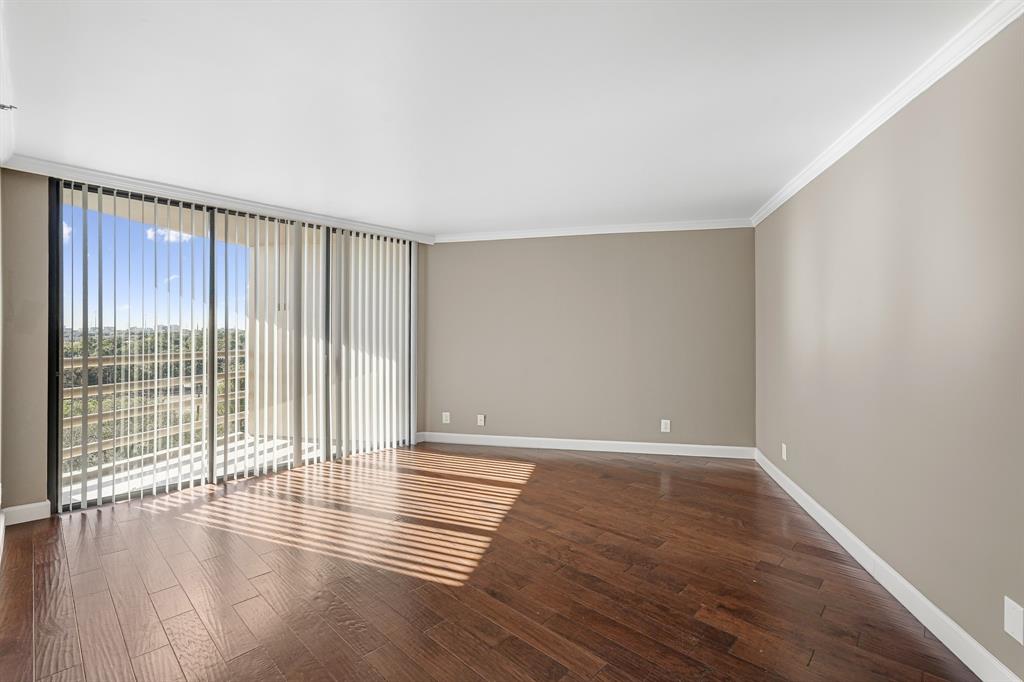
<box><xmin>1006</xmin><ymin>596</ymin><xmax>1024</xmax><ymax>645</ymax></box>
<box><xmin>441</xmin><ymin>412</ymin><xmax>450</xmax><ymax>424</ymax></box>
<box><xmin>476</xmin><ymin>414</ymin><xmax>486</xmax><ymax>427</ymax></box>
<box><xmin>781</xmin><ymin>443</ymin><xmax>788</xmax><ymax>461</ymax></box>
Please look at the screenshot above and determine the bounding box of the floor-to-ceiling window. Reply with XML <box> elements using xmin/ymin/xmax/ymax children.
<box><xmin>54</xmin><ymin>179</ymin><xmax>413</xmax><ymax>511</ymax></box>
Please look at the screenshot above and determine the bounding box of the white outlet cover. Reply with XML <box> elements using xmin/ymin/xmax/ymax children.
<box><xmin>441</xmin><ymin>411</ymin><xmax>450</xmax><ymax>424</ymax></box>
<box><xmin>477</xmin><ymin>414</ymin><xmax>486</xmax><ymax>427</ymax></box>
<box><xmin>781</xmin><ymin>443</ymin><xmax>788</xmax><ymax>461</ymax></box>
<box><xmin>1006</xmin><ymin>596</ymin><xmax>1024</xmax><ymax>645</ymax></box>
<box><xmin>660</xmin><ymin>419</ymin><xmax>671</xmax><ymax>433</ymax></box>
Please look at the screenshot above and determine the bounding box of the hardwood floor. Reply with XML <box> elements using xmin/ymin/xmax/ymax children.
<box><xmin>0</xmin><ymin>444</ymin><xmax>977</xmax><ymax>681</ymax></box>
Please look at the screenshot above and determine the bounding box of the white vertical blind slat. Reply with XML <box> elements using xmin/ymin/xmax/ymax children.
<box><xmin>96</xmin><ymin>191</ymin><xmax>106</xmax><ymax>502</ymax></box>
<box><xmin>78</xmin><ymin>185</ymin><xmax>88</xmax><ymax>507</ymax></box>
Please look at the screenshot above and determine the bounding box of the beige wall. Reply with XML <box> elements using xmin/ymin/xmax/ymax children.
<box><xmin>756</xmin><ymin>18</ymin><xmax>1024</xmax><ymax>676</ymax></box>
<box><xmin>418</xmin><ymin>229</ymin><xmax>755</xmax><ymax>445</ymax></box>
<box><xmin>1</xmin><ymin>169</ymin><xmax>49</xmax><ymax>508</ymax></box>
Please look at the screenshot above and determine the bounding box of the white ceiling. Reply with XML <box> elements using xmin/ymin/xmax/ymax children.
<box><xmin>1</xmin><ymin>1</ymin><xmax>994</xmax><ymax>240</ymax></box>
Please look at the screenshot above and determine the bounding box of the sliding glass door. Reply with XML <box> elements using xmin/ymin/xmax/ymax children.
<box><xmin>53</xmin><ymin>179</ymin><xmax>413</xmax><ymax>511</ymax></box>
<box><xmin>328</xmin><ymin>230</ymin><xmax>411</xmax><ymax>457</ymax></box>
<box><xmin>211</xmin><ymin>211</ymin><xmax>328</xmax><ymax>482</ymax></box>
<box><xmin>58</xmin><ymin>184</ymin><xmax>211</xmax><ymax>508</ymax></box>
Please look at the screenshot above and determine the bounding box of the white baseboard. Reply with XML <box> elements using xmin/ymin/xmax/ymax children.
<box><xmin>416</xmin><ymin>432</ymin><xmax>756</xmax><ymax>459</ymax></box>
<box><xmin>754</xmin><ymin>450</ymin><xmax>1019</xmax><ymax>682</ymax></box>
<box><xmin>3</xmin><ymin>500</ymin><xmax>52</xmax><ymax>526</ymax></box>
<box><xmin>0</xmin><ymin>511</ymin><xmax>5</xmax><ymax>566</ymax></box>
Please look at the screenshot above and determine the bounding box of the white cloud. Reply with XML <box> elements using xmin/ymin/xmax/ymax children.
<box><xmin>62</xmin><ymin>221</ymin><xmax>72</xmax><ymax>242</ymax></box>
<box><xmin>146</xmin><ymin>227</ymin><xmax>192</xmax><ymax>242</ymax></box>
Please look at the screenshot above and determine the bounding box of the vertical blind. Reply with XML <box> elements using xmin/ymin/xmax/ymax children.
<box><xmin>329</xmin><ymin>230</ymin><xmax>410</xmax><ymax>457</ymax></box>
<box><xmin>58</xmin><ymin>180</ymin><xmax>413</xmax><ymax>510</ymax></box>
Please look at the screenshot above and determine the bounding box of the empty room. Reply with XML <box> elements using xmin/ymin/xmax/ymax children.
<box><xmin>0</xmin><ymin>1</ymin><xmax>1021</xmax><ymax>680</ymax></box>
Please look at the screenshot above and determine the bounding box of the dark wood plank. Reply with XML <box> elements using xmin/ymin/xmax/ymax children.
<box><xmin>100</xmin><ymin>550</ymin><xmax>169</xmax><ymax>657</ymax></box>
<box><xmin>0</xmin><ymin>523</ymin><xmax>36</xmax><ymax>682</ymax></box>
<box><xmin>545</xmin><ymin>614</ymin><xmax>672</xmax><ymax>682</ymax></box>
<box><xmin>74</xmin><ymin>589</ymin><xmax>136</xmax><ymax>682</ymax></box>
<box><xmin>364</xmin><ymin>643</ymin><xmax>435</xmax><ymax>682</ymax></box>
<box><xmin>169</xmin><ymin>556</ymin><xmax>258</xmax><ymax>661</ymax></box>
<box><xmin>249</xmin><ymin>571</ymin><xmax>383</xmax><ymax>681</ymax></box>
<box><xmin>69</xmin><ymin>568</ymin><xmax>108</xmax><ymax>598</ymax></box>
<box><xmin>425</xmin><ymin>620</ymin><xmax>538</xmax><ymax>682</ymax></box>
<box><xmin>233</xmin><ymin>595</ymin><xmax>334</xmax><ymax>681</ymax></box>
<box><xmin>38</xmin><ymin>666</ymin><xmax>86</xmax><ymax>682</ymax></box>
<box><xmin>114</xmin><ymin>520</ymin><xmax>179</xmax><ymax>594</ymax></box>
<box><xmin>222</xmin><ymin>646</ymin><xmax>286</xmax><ymax>682</ymax></box>
<box><xmin>33</xmin><ymin>556</ymin><xmax>82</xmax><ymax>678</ymax></box>
<box><xmin>131</xmin><ymin>645</ymin><xmax>185</xmax><ymax>682</ymax></box>
<box><xmin>695</xmin><ymin>604</ymin><xmax>815</xmax><ymax>678</ymax></box>
<box><xmin>412</xmin><ymin>584</ymin><xmax>511</xmax><ymax>647</ymax></box>
<box><xmin>355</xmin><ymin>599</ymin><xmax>481</xmax><ymax>682</ymax></box>
<box><xmin>162</xmin><ymin>610</ymin><xmax>229</xmax><ymax>682</ymax></box>
<box><xmin>261</xmin><ymin>551</ymin><xmax>390</xmax><ymax>656</ymax></box>
<box><xmin>150</xmin><ymin>585</ymin><xmax>194</xmax><ymax>622</ymax></box>
<box><xmin>60</xmin><ymin>516</ymin><xmax>102</xmax><ymax>577</ymax></box>
<box><xmin>437</xmin><ymin>581</ymin><xmax>605</xmax><ymax>676</ymax></box>
<box><xmin>755</xmin><ymin>559</ymin><xmax>824</xmax><ymax>589</ymax></box>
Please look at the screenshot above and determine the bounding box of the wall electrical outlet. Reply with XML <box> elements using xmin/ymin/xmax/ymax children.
<box><xmin>476</xmin><ymin>414</ymin><xmax>486</xmax><ymax>427</ymax></box>
<box><xmin>441</xmin><ymin>411</ymin><xmax>450</xmax><ymax>424</ymax></box>
<box><xmin>781</xmin><ymin>443</ymin><xmax>788</xmax><ymax>461</ymax></box>
<box><xmin>1006</xmin><ymin>596</ymin><xmax>1024</xmax><ymax>645</ymax></box>
<box><xmin>660</xmin><ymin>419</ymin><xmax>671</xmax><ymax>433</ymax></box>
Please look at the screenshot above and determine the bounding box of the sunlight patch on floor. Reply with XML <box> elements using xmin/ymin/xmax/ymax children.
<box><xmin>177</xmin><ymin>447</ymin><xmax>534</xmax><ymax>585</ymax></box>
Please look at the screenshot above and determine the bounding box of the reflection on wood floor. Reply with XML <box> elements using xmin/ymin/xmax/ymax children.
<box><xmin>0</xmin><ymin>444</ymin><xmax>977</xmax><ymax>681</ymax></box>
<box><xmin>176</xmin><ymin>450</ymin><xmax>532</xmax><ymax>585</ymax></box>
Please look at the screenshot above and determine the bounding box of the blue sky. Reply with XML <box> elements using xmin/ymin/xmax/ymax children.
<box><xmin>63</xmin><ymin>204</ymin><xmax>249</xmax><ymax>333</ymax></box>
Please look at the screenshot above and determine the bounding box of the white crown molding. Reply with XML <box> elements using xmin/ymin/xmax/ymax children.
<box><xmin>6</xmin><ymin>151</ymin><xmax>751</xmax><ymax>245</ymax></box>
<box><xmin>2</xmin><ymin>154</ymin><xmax>436</xmax><ymax>244</ymax></box>
<box><xmin>751</xmin><ymin>0</ymin><xmax>1024</xmax><ymax>227</ymax></box>
<box><xmin>417</xmin><ymin>431</ymin><xmax>756</xmax><ymax>459</ymax></box>
<box><xmin>432</xmin><ymin>217</ymin><xmax>753</xmax><ymax>243</ymax></box>
<box><xmin>3</xmin><ymin>499</ymin><xmax>50</xmax><ymax>526</ymax></box>
<box><xmin>754</xmin><ymin>451</ymin><xmax>1021</xmax><ymax>682</ymax></box>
